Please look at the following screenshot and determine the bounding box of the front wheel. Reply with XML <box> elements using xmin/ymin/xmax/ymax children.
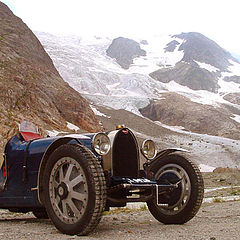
<box><xmin>42</xmin><ymin>144</ymin><xmax>106</xmax><ymax>235</ymax></box>
<box><xmin>147</xmin><ymin>154</ymin><xmax>204</xmax><ymax>224</ymax></box>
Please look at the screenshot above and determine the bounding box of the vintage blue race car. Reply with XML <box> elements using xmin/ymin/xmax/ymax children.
<box><xmin>0</xmin><ymin>121</ymin><xmax>204</xmax><ymax>235</ymax></box>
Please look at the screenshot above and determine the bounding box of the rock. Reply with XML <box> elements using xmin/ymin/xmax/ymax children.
<box><xmin>150</xmin><ymin>62</ymin><xmax>219</xmax><ymax>92</ymax></box>
<box><xmin>223</xmin><ymin>92</ymin><xmax>240</xmax><ymax>105</ymax></box>
<box><xmin>139</xmin><ymin>92</ymin><xmax>240</xmax><ymax>139</ymax></box>
<box><xmin>106</xmin><ymin>37</ymin><xmax>146</xmax><ymax>69</ymax></box>
<box><xmin>140</xmin><ymin>40</ymin><xmax>148</xmax><ymax>45</ymax></box>
<box><xmin>164</xmin><ymin>40</ymin><xmax>180</xmax><ymax>52</ymax></box>
<box><xmin>223</xmin><ymin>75</ymin><xmax>240</xmax><ymax>84</ymax></box>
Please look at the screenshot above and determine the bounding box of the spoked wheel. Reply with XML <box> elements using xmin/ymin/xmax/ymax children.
<box><xmin>49</xmin><ymin>156</ymin><xmax>89</xmax><ymax>224</ymax></box>
<box><xmin>147</xmin><ymin>154</ymin><xmax>204</xmax><ymax>224</ymax></box>
<box><xmin>43</xmin><ymin>144</ymin><xmax>106</xmax><ymax>235</ymax></box>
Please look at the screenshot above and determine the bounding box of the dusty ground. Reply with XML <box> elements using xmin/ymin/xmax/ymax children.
<box><xmin>0</xmin><ymin>172</ymin><xmax>239</xmax><ymax>240</ymax></box>
<box><xmin>0</xmin><ymin>201</ymin><xmax>239</xmax><ymax>240</ymax></box>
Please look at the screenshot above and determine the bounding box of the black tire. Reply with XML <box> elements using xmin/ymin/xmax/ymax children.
<box><xmin>147</xmin><ymin>153</ymin><xmax>204</xmax><ymax>224</ymax></box>
<box><xmin>42</xmin><ymin>144</ymin><xmax>106</xmax><ymax>235</ymax></box>
<box><xmin>32</xmin><ymin>208</ymin><xmax>49</xmax><ymax>219</ymax></box>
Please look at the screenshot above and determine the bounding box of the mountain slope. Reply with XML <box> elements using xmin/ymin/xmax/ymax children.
<box><xmin>140</xmin><ymin>92</ymin><xmax>240</xmax><ymax>140</ymax></box>
<box><xmin>0</xmin><ymin>2</ymin><xmax>100</xmax><ymax>146</ymax></box>
<box><xmin>91</xmin><ymin>104</ymin><xmax>240</xmax><ymax>169</ymax></box>
<box><xmin>35</xmin><ymin>31</ymin><xmax>240</xmax><ymax>140</ymax></box>
<box><xmin>149</xmin><ymin>61</ymin><xmax>219</xmax><ymax>92</ymax></box>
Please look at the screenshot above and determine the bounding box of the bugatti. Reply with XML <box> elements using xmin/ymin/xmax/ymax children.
<box><xmin>0</xmin><ymin>121</ymin><xmax>204</xmax><ymax>235</ymax></box>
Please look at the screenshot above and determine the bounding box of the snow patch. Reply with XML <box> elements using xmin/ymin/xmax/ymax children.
<box><xmin>46</xmin><ymin>130</ymin><xmax>62</xmax><ymax>137</ymax></box>
<box><xmin>155</xmin><ymin>121</ymin><xmax>185</xmax><ymax>132</ymax></box>
<box><xmin>195</xmin><ymin>61</ymin><xmax>219</xmax><ymax>72</ymax></box>
<box><xmin>218</xmin><ymin>76</ymin><xmax>240</xmax><ymax>94</ymax></box>
<box><xmin>91</xmin><ymin>105</ymin><xmax>111</xmax><ymax>118</ymax></box>
<box><xmin>163</xmin><ymin>80</ymin><xmax>232</xmax><ymax>106</ymax></box>
<box><xmin>228</xmin><ymin>59</ymin><xmax>240</xmax><ymax>76</ymax></box>
<box><xmin>106</xmin><ymin>83</ymin><xmax>120</xmax><ymax>91</ymax></box>
<box><xmin>127</xmin><ymin>35</ymin><xmax>184</xmax><ymax>74</ymax></box>
<box><xmin>67</xmin><ymin>122</ymin><xmax>80</xmax><ymax>131</ymax></box>
<box><xmin>230</xmin><ymin>114</ymin><xmax>240</xmax><ymax>123</ymax></box>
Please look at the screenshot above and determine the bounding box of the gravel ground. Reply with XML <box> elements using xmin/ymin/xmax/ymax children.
<box><xmin>0</xmin><ymin>172</ymin><xmax>239</xmax><ymax>240</ymax></box>
<box><xmin>0</xmin><ymin>201</ymin><xmax>239</xmax><ymax>240</ymax></box>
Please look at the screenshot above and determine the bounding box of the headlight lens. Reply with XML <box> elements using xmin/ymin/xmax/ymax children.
<box><xmin>141</xmin><ymin>139</ymin><xmax>156</xmax><ymax>160</ymax></box>
<box><xmin>92</xmin><ymin>133</ymin><xmax>111</xmax><ymax>156</ymax></box>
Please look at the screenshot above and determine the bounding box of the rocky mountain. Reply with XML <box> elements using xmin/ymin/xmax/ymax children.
<box><xmin>35</xmin><ymin>31</ymin><xmax>240</xmax><ymax>142</ymax></box>
<box><xmin>0</xmin><ymin>2</ymin><xmax>100</xmax><ymax>147</ymax></box>
<box><xmin>106</xmin><ymin>37</ymin><xmax>146</xmax><ymax>69</ymax></box>
<box><xmin>149</xmin><ymin>32</ymin><xmax>240</xmax><ymax>92</ymax></box>
<box><xmin>107</xmin><ymin>32</ymin><xmax>239</xmax><ymax>93</ymax></box>
<box><xmin>172</xmin><ymin>32</ymin><xmax>237</xmax><ymax>71</ymax></box>
<box><xmin>149</xmin><ymin>61</ymin><xmax>219</xmax><ymax>92</ymax></box>
<box><xmin>140</xmin><ymin>92</ymin><xmax>240</xmax><ymax>140</ymax></box>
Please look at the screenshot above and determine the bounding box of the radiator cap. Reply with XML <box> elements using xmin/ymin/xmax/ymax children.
<box><xmin>116</xmin><ymin>124</ymin><xmax>125</xmax><ymax>130</ymax></box>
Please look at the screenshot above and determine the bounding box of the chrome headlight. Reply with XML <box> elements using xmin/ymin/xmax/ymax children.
<box><xmin>92</xmin><ymin>133</ymin><xmax>111</xmax><ymax>156</ymax></box>
<box><xmin>141</xmin><ymin>139</ymin><xmax>157</xmax><ymax>160</ymax></box>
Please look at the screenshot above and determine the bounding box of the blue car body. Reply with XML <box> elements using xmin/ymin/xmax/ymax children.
<box><xmin>0</xmin><ymin>133</ymin><xmax>94</xmax><ymax>208</ymax></box>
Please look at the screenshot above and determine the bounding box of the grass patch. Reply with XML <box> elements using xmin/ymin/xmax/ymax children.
<box><xmin>104</xmin><ymin>205</ymin><xmax>147</xmax><ymax>215</ymax></box>
<box><xmin>213</xmin><ymin>198</ymin><xmax>222</xmax><ymax>203</ymax></box>
<box><xmin>230</xmin><ymin>190</ymin><xmax>240</xmax><ymax>196</ymax></box>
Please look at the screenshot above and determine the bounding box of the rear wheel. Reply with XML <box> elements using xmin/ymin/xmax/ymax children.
<box><xmin>147</xmin><ymin>154</ymin><xmax>204</xmax><ymax>224</ymax></box>
<box><xmin>43</xmin><ymin>144</ymin><xmax>106</xmax><ymax>235</ymax></box>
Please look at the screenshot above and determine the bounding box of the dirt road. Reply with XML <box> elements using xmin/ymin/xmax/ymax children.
<box><xmin>0</xmin><ymin>200</ymin><xmax>239</xmax><ymax>240</ymax></box>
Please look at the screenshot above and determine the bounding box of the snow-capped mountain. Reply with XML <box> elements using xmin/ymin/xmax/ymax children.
<box><xmin>35</xmin><ymin>31</ymin><xmax>240</xmax><ymax>139</ymax></box>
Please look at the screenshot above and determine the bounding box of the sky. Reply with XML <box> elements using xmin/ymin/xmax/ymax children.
<box><xmin>1</xmin><ymin>0</ymin><xmax>240</xmax><ymax>53</ymax></box>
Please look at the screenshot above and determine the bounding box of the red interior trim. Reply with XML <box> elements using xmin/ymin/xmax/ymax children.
<box><xmin>20</xmin><ymin>132</ymin><xmax>42</xmax><ymax>141</ymax></box>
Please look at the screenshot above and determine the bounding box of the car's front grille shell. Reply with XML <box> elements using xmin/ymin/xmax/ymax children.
<box><xmin>112</xmin><ymin>129</ymin><xmax>139</xmax><ymax>177</ymax></box>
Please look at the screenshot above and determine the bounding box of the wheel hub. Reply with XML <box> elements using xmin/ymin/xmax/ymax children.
<box><xmin>57</xmin><ymin>182</ymin><xmax>69</xmax><ymax>200</ymax></box>
<box><xmin>154</xmin><ymin>163</ymin><xmax>191</xmax><ymax>214</ymax></box>
<box><xmin>158</xmin><ymin>172</ymin><xmax>182</xmax><ymax>206</ymax></box>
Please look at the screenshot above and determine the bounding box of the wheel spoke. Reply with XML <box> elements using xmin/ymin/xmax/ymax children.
<box><xmin>53</xmin><ymin>179</ymin><xmax>59</xmax><ymax>189</ymax></box>
<box><xmin>67</xmin><ymin>199</ymin><xmax>80</xmax><ymax>217</ymax></box>
<box><xmin>70</xmin><ymin>191</ymin><xmax>86</xmax><ymax>201</ymax></box>
<box><xmin>179</xmin><ymin>170</ymin><xmax>185</xmax><ymax>179</ymax></box>
<box><xmin>59</xmin><ymin>166</ymin><xmax>64</xmax><ymax>182</ymax></box>
<box><xmin>69</xmin><ymin>175</ymin><xmax>84</xmax><ymax>188</ymax></box>
<box><xmin>62</xmin><ymin>200</ymin><xmax>68</xmax><ymax>216</ymax></box>
<box><xmin>176</xmin><ymin>200</ymin><xmax>184</xmax><ymax>210</ymax></box>
<box><xmin>55</xmin><ymin>195</ymin><xmax>61</xmax><ymax>205</ymax></box>
<box><xmin>65</xmin><ymin>164</ymin><xmax>74</xmax><ymax>181</ymax></box>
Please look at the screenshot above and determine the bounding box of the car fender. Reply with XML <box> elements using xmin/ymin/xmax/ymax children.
<box><xmin>146</xmin><ymin>148</ymin><xmax>189</xmax><ymax>172</ymax></box>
